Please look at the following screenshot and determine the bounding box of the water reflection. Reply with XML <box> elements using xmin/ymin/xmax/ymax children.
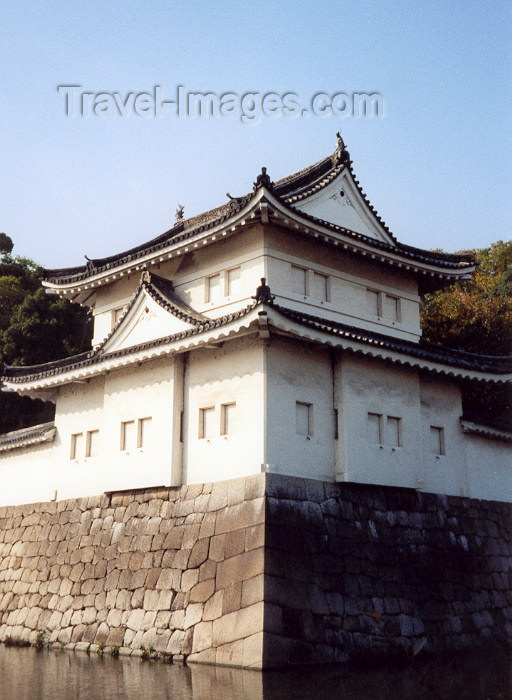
<box><xmin>0</xmin><ymin>645</ymin><xmax>510</xmax><ymax>700</ymax></box>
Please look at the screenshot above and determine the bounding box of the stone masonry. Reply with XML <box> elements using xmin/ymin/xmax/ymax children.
<box><xmin>0</xmin><ymin>473</ymin><xmax>511</xmax><ymax>669</ymax></box>
<box><xmin>0</xmin><ymin>476</ymin><xmax>265</xmax><ymax>668</ymax></box>
<box><xmin>263</xmin><ymin>474</ymin><xmax>512</xmax><ymax>666</ymax></box>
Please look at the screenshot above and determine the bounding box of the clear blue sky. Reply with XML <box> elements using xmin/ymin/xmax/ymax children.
<box><xmin>1</xmin><ymin>0</ymin><xmax>510</xmax><ymax>268</ymax></box>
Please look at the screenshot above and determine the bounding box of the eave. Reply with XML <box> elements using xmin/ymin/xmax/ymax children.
<box><xmin>43</xmin><ymin>192</ymin><xmax>474</xmax><ymax>304</ymax></box>
<box><xmin>3</xmin><ymin>301</ymin><xmax>510</xmax><ymax>394</ymax></box>
<box><xmin>460</xmin><ymin>418</ymin><xmax>512</xmax><ymax>443</ymax></box>
<box><xmin>1</xmin><ymin>305</ymin><xmax>262</xmax><ymax>394</ymax></box>
<box><xmin>263</xmin><ymin>305</ymin><xmax>512</xmax><ymax>385</ymax></box>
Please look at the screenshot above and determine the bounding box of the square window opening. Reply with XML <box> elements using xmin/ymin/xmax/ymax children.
<box><xmin>137</xmin><ymin>417</ymin><xmax>152</xmax><ymax>448</ymax></box>
<box><xmin>386</xmin><ymin>416</ymin><xmax>401</xmax><ymax>447</ymax></box>
<box><xmin>313</xmin><ymin>272</ymin><xmax>329</xmax><ymax>302</ymax></box>
<box><xmin>366</xmin><ymin>289</ymin><xmax>381</xmax><ymax>317</ymax></box>
<box><xmin>120</xmin><ymin>420</ymin><xmax>136</xmax><ymax>451</ymax></box>
<box><xmin>70</xmin><ymin>432</ymin><xmax>84</xmax><ymax>460</ymax></box>
<box><xmin>221</xmin><ymin>402</ymin><xmax>236</xmax><ymax>435</ymax></box>
<box><xmin>206</xmin><ymin>274</ymin><xmax>222</xmax><ymax>303</ymax></box>
<box><xmin>227</xmin><ymin>267</ymin><xmax>241</xmax><ymax>297</ymax></box>
<box><xmin>112</xmin><ymin>306</ymin><xmax>125</xmax><ymax>328</ymax></box>
<box><xmin>384</xmin><ymin>294</ymin><xmax>401</xmax><ymax>322</ymax></box>
<box><xmin>296</xmin><ymin>401</ymin><xmax>313</xmax><ymax>437</ymax></box>
<box><xmin>430</xmin><ymin>426</ymin><xmax>445</xmax><ymax>455</ymax></box>
<box><xmin>367</xmin><ymin>412</ymin><xmax>383</xmax><ymax>444</ymax></box>
<box><xmin>199</xmin><ymin>407</ymin><xmax>216</xmax><ymax>439</ymax></box>
<box><xmin>85</xmin><ymin>430</ymin><xmax>99</xmax><ymax>458</ymax></box>
<box><xmin>291</xmin><ymin>265</ymin><xmax>307</xmax><ymax>296</ymax></box>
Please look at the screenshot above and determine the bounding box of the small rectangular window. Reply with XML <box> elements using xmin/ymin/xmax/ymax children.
<box><xmin>120</xmin><ymin>420</ymin><xmax>136</xmax><ymax>451</ymax></box>
<box><xmin>366</xmin><ymin>289</ymin><xmax>381</xmax><ymax>316</ymax></box>
<box><xmin>296</xmin><ymin>402</ymin><xmax>313</xmax><ymax>437</ymax></box>
<box><xmin>221</xmin><ymin>402</ymin><xmax>236</xmax><ymax>435</ymax></box>
<box><xmin>313</xmin><ymin>272</ymin><xmax>328</xmax><ymax>302</ymax></box>
<box><xmin>137</xmin><ymin>417</ymin><xmax>152</xmax><ymax>448</ymax></box>
<box><xmin>384</xmin><ymin>294</ymin><xmax>400</xmax><ymax>322</ymax></box>
<box><xmin>70</xmin><ymin>432</ymin><xmax>84</xmax><ymax>460</ymax></box>
<box><xmin>207</xmin><ymin>274</ymin><xmax>222</xmax><ymax>303</ymax></box>
<box><xmin>291</xmin><ymin>265</ymin><xmax>307</xmax><ymax>296</ymax></box>
<box><xmin>430</xmin><ymin>426</ymin><xmax>445</xmax><ymax>455</ymax></box>
<box><xmin>227</xmin><ymin>267</ymin><xmax>241</xmax><ymax>297</ymax></box>
<box><xmin>367</xmin><ymin>413</ymin><xmax>382</xmax><ymax>444</ymax></box>
<box><xmin>386</xmin><ymin>416</ymin><xmax>401</xmax><ymax>447</ymax></box>
<box><xmin>85</xmin><ymin>430</ymin><xmax>99</xmax><ymax>458</ymax></box>
<box><xmin>199</xmin><ymin>407</ymin><xmax>215</xmax><ymax>439</ymax></box>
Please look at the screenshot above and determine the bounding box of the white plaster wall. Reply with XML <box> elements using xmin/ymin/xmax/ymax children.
<box><xmin>265</xmin><ymin>339</ymin><xmax>335</xmax><ymax>480</ymax></box>
<box><xmin>265</xmin><ymin>227</ymin><xmax>421</xmax><ymax>342</ymax></box>
<box><xmin>466</xmin><ymin>435</ymin><xmax>512</xmax><ymax>501</ymax></box>
<box><xmin>52</xmin><ymin>375</ymin><xmax>107</xmax><ymax>499</ymax></box>
<box><xmin>183</xmin><ymin>336</ymin><xmax>265</xmax><ymax>484</ymax></box>
<box><xmin>162</xmin><ymin>227</ymin><xmax>265</xmax><ymax>318</ymax></box>
<box><xmin>337</xmin><ymin>355</ymin><xmax>423</xmax><ymax>488</ymax></box>
<box><xmin>92</xmin><ymin>276</ymin><xmax>138</xmax><ymax>346</ymax></box>
<box><xmin>100</xmin><ymin>359</ymin><xmax>175</xmax><ymax>492</ymax></box>
<box><xmin>419</xmin><ymin>377</ymin><xmax>469</xmax><ymax>497</ymax></box>
<box><xmin>0</xmin><ymin>358</ymin><xmax>177</xmax><ymax>505</ymax></box>
<box><xmin>91</xmin><ymin>228</ymin><xmax>266</xmax><ymax>346</ymax></box>
<box><xmin>0</xmin><ymin>442</ymin><xmax>56</xmax><ymax>506</ymax></box>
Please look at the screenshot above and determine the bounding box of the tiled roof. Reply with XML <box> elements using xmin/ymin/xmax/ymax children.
<box><xmin>2</xmin><ymin>302</ymin><xmax>257</xmax><ymax>383</ymax></box>
<box><xmin>272</xmin><ymin>304</ymin><xmax>512</xmax><ymax>375</ymax></box>
<box><xmin>3</xmin><ymin>300</ymin><xmax>510</xmax><ymax>384</ymax></box>
<box><xmin>42</xmin><ymin>138</ymin><xmax>474</xmax><ymax>286</ymax></box>
<box><xmin>0</xmin><ymin>422</ymin><xmax>56</xmax><ymax>452</ymax></box>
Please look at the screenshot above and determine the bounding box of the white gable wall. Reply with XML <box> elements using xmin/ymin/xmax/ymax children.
<box><xmin>293</xmin><ymin>170</ymin><xmax>390</xmax><ymax>241</ymax></box>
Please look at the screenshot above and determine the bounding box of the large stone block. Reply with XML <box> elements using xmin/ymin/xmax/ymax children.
<box><xmin>189</xmin><ymin>580</ymin><xmax>215</xmax><ymax>604</ymax></box>
<box><xmin>216</xmin><ymin>548</ymin><xmax>264</xmax><ymax>590</ymax></box>
<box><xmin>212</xmin><ymin>602</ymin><xmax>264</xmax><ymax>647</ymax></box>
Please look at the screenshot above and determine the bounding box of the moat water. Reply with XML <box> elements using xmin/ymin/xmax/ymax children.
<box><xmin>0</xmin><ymin>645</ymin><xmax>510</xmax><ymax>700</ymax></box>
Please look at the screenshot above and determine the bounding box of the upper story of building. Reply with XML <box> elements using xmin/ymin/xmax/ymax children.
<box><xmin>41</xmin><ymin>135</ymin><xmax>475</xmax><ymax>349</ymax></box>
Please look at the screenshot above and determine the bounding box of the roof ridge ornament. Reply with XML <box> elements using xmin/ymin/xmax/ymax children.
<box><xmin>253</xmin><ymin>167</ymin><xmax>274</xmax><ymax>192</ymax></box>
<box><xmin>333</xmin><ymin>132</ymin><xmax>350</xmax><ymax>165</ymax></box>
<box><xmin>253</xmin><ymin>277</ymin><xmax>275</xmax><ymax>304</ymax></box>
<box><xmin>84</xmin><ymin>255</ymin><xmax>96</xmax><ymax>272</ymax></box>
<box><xmin>175</xmin><ymin>204</ymin><xmax>185</xmax><ymax>224</ymax></box>
<box><xmin>226</xmin><ymin>192</ymin><xmax>244</xmax><ymax>211</ymax></box>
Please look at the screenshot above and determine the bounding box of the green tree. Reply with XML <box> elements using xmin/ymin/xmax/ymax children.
<box><xmin>421</xmin><ymin>240</ymin><xmax>512</xmax><ymax>425</ymax></box>
<box><xmin>0</xmin><ymin>235</ymin><xmax>91</xmax><ymax>433</ymax></box>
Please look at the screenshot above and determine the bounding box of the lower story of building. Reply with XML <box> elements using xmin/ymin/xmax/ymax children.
<box><xmin>0</xmin><ymin>335</ymin><xmax>510</xmax><ymax>507</ymax></box>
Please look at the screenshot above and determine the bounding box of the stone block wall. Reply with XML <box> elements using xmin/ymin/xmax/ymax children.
<box><xmin>0</xmin><ymin>473</ymin><xmax>511</xmax><ymax>669</ymax></box>
<box><xmin>264</xmin><ymin>474</ymin><xmax>512</xmax><ymax>666</ymax></box>
<box><xmin>0</xmin><ymin>476</ymin><xmax>266</xmax><ymax>668</ymax></box>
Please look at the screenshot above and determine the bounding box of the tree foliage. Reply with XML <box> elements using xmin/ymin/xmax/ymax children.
<box><xmin>421</xmin><ymin>240</ymin><xmax>512</xmax><ymax>424</ymax></box>
<box><xmin>0</xmin><ymin>234</ymin><xmax>91</xmax><ymax>432</ymax></box>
